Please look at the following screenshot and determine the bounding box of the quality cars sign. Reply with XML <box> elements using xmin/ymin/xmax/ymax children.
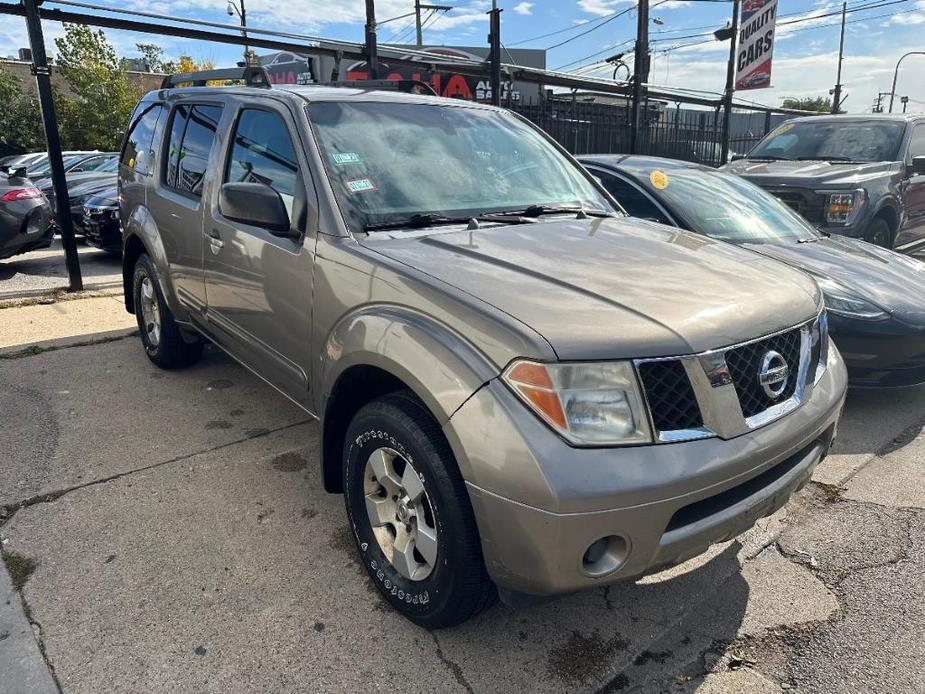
<box><xmin>735</xmin><ymin>0</ymin><xmax>778</xmax><ymax>91</ymax></box>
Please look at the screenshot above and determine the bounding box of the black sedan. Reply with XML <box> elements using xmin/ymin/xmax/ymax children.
<box><xmin>0</xmin><ymin>166</ymin><xmax>53</xmax><ymax>261</ymax></box>
<box><xmin>580</xmin><ymin>154</ymin><xmax>925</xmax><ymax>388</ymax></box>
<box><xmin>81</xmin><ymin>183</ymin><xmax>121</xmax><ymax>255</ymax></box>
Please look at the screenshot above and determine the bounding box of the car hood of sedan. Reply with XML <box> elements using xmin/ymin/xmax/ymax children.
<box><xmin>722</xmin><ymin>159</ymin><xmax>898</xmax><ymax>187</ymax></box>
<box><xmin>362</xmin><ymin>216</ymin><xmax>821</xmax><ymax>360</ymax></box>
<box><xmin>743</xmin><ymin>235</ymin><xmax>925</xmax><ymax>324</ymax></box>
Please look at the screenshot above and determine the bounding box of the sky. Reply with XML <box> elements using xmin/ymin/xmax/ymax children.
<box><xmin>0</xmin><ymin>0</ymin><xmax>923</xmax><ymax>113</ymax></box>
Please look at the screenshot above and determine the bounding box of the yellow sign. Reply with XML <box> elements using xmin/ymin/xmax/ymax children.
<box><xmin>650</xmin><ymin>170</ymin><xmax>669</xmax><ymax>190</ymax></box>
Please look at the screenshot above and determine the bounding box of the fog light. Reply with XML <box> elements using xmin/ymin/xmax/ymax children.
<box><xmin>581</xmin><ymin>535</ymin><xmax>629</xmax><ymax>577</ymax></box>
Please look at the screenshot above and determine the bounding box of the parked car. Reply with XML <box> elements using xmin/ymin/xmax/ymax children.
<box><xmin>0</xmin><ymin>166</ymin><xmax>53</xmax><ymax>260</ymax></box>
<box><xmin>37</xmin><ymin>157</ymin><xmax>119</xmax><ymax>233</ymax></box>
<box><xmin>120</xmin><ymin>69</ymin><xmax>847</xmax><ymax>627</ymax></box>
<box><xmin>22</xmin><ymin>150</ymin><xmax>110</xmax><ymax>181</ymax></box>
<box><xmin>82</xmin><ymin>183</ymin><xmax>120</xmax><ymax>254</ymax></box>
<box><xmin>722</xmin><ymin>114</ymin><xmax>925</xmax><ymax>250</ymax></box>
<box><xmin>581</xmin><ymin>154</ymin><xmax>925</xmax><ymax>388</ymax></box>
<box><xmin>0</xmin><ymin>152</ymin><xmax>46</xmax><ymax>170</ymax></box>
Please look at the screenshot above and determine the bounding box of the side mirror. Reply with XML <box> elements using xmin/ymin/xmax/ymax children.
<box><xmin>219</xmin><ymin>182</ymin><xmax>293</xmax><ymax>236</ymax></box>
<box><xmin>912</xmin><ymin>156</ymin><xmax>925</xmax><ymax>176</ymax></box>
<box><xmin>730</xmin><ymin>153</ymin><xmax>745</xmax><ymax>162</ymax></box>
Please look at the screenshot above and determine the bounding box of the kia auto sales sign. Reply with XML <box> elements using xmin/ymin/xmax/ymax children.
<box><xmin>735</xmin><ymin>0</ymin><xmax>778</xmax><ymax>91</ymax></box>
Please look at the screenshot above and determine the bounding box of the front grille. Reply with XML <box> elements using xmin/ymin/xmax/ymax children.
<box><xmin>638</xmin><ymin>360</ymin><xmax>703</xmax><ymax>432</ymax></box>
<box><xmin>767</xmin><ymin>189</ymin><xmax>825</xmax><ymax>225</ymax></box>
<box><xmin>724</xmin><ymin>328</ymin><xmax>802</xmax><ymax>418</ymax></box>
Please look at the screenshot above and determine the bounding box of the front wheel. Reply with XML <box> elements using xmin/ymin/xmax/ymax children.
<box><xmin>864</xmin><ymin>217</ymin><xmax>892</xmax><ymax>248</ymax></box>
<box><xmin>132</xmin><ymin>253</ymin><xmax>203</xmax><ymax>369</ymax></box>
<box><xmin>343</xmin><ymin>391</ymin><xmax>496</xmax><ymax>628</ymax></box>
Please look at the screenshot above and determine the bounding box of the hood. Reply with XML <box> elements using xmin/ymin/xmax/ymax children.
<box><xmin>722</xmin><ymin>158</ymin><xmax>898</xmax><ymax>187</ymax></box>
<box><xmin>361</xmin><ymin>217</ymin><xmax>821</xmax><ymax>360</ymax></box>
<box><xmin>743</xmin><ymin>236</ymin><xmax>925</xmax><ymax>325</ymax></box>
<box><xmin>84</xmin><ymin>184</ymin><xmax>118</xmax><ymax>208</ymax></box>
<box><xmin>67</xmin><ymin>176</ymin><xmax>117</xmax><ymax>202</ymax></box>
<box><xmin>37</xmin><ymin>171</ymin><xmax>115</xmax><ymax>193</ymax></box>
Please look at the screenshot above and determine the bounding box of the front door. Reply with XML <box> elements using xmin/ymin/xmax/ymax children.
<box><xmin>203</xmin><ymin>103</ymin><xmax>316</xmax><ymax>406</ymax></box>
<box><xmin>896</xmin><ymin>124</ymin><xmax>925</xmax><ymax>252</ymax></box>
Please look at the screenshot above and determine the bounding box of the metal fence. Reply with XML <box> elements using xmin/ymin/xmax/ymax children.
<box><xmin>511</xmin><ymin>97</ymin><xmax>787</xmax><ymax>167</ymax></box>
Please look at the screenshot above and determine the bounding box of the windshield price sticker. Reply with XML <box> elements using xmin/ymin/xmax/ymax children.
<box><xmin>650</xmin><ymin>170</ymin><xmax>670</xmax><ymax>190</ymax></box>
<box><xmin>346</xmin><ymin>178</ymin><xmax>376</xmax><ymax>193</ymax></box>
<box><xmin>332</xmin><ymin>152</ymin><xmax>362</xmax><ymax>165</ymax></box>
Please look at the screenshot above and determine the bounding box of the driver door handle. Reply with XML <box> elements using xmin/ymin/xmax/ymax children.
<box><xmin>208</xmin><ymin>228</ymin><xmax>224</xmax><ymax>252</ymax></box>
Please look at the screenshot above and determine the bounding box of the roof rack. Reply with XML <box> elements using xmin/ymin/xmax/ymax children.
<box><xmin>330</xmin><ymin>79</ymin><xmax>437</xmax><ymax>96</ymax></box>
<box><xmin>161</xmin><ymin>66</ymin><xmax>271</xmax><ymax>89</ymax></box>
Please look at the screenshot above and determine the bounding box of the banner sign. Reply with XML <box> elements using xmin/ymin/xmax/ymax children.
<box><xmin>735</xmin><ymin>0</ymin><xmax>778</xmax><ymax>91</ymax></box>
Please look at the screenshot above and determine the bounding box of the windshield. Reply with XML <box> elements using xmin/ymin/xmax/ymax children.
<box><xmin>749</xmin><ymin>120</ymin><xmax>905</xmax><ymax>163</ymax></box>
<box><xmin>644</xmin><ymin>168</ymin><xmax>820</xmax><ymax>243</ymax></box>
<box><xmin>307</xmin><ymin>101</ymin><xmax>614</xmax><ymax>230</ymax></box>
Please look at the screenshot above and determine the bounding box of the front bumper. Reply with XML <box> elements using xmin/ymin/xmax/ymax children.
<box><xmin>831</xmin><ymin>314</ymin><xmax>925</xmax><ymax>387</ymax></box>
<box><xmin>444</xmin><ymin>345</ymin><xmax>847</xmax><ymax>596</ymax></box>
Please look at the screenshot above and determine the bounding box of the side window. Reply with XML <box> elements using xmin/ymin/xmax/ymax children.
<box><xmin>224</xmin><ymin>108</ymin><xmax>300</xmax><ymax>217</ymax></box>
<box><xmin>163</xmin><ymin>104</ymin><xmax>223</xmax><ymax>196</ymax></box>
<box><xmin>164</xmin><ymin>104</ymin><xmax>189</xmax><ymax>188</ymax></box>
<box><xmin>121</xmin><ymin>104</ymin><xmax>163</xmax><ymax>176</ymax></box>
<box><xmin>595</xmin><ymin>171</ymin><xmax>670</xmax><ymax>224</ymax></box>
<box><xmin>176</xmin><ymin>105</ymin><xmax>223</xmax><ymax>196</ymax></box>
<box><xmin>908</xmin><ymin>125</ymin><xmax>925</xmax><ymax>162</ymax></box>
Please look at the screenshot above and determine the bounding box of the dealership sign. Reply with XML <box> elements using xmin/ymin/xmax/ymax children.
<box><xmin>735</xmin><ymin>0</ymin><xmax>778</xmax><ymax>91</ymax></box>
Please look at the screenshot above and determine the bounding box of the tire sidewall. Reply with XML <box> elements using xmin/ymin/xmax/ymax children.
<box><xmin>132</xmin><ymin>254</ymin><xmax>163</xmax><ymax>360</ymax></box>
<box><xmin>866</xmin><ymin>218</ymin><xmax>892</xmax><ymax>248</ymax></box>
<box><xmin>343</xmin><ymin>407</ymin><xmax>458</xmax><ymax>624</ymax></box>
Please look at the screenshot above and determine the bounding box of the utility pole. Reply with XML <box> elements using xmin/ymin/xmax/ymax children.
<box><xmin>414</xmin><ymin>3</ymin><xmax>454</xmax><ymax>48</ymax></box>
<box><xmin>629</xmin><ymin>0</ymin><xmax>650</xmax><ymax>154</ymax></box>
<box><xmin>488</xmin><ymin>0</ymin><xmax>502</xmax><ymax>106</ymax></box>
<box><xmin>365</xmin><ymin>0</ymin><xmax>379</xmax><ymax>79</ymax></box>
<box><xmin>831</xmin><ymin>1</ymin><xmax>846</xmax><ymax>113</ymax></box>
<box><xmin>720</xmin><ymin>0</ymin><xmax>740</xmax><ymax>164</ymax></box>
<box><xmin>22</xmin><ymin>0</ymin><xmax>82</xmax><ymax>291</ymax></box>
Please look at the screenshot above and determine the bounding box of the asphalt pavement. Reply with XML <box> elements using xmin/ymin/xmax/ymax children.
<box><xmin>1</xmin><ymin>312</ymin><xmax>924</xmax><ymax>692</ymax></box>
<box><xmin>0</xmin><ymin>239</ymin><xmax>121</xmax><ymax>299</ymax></box>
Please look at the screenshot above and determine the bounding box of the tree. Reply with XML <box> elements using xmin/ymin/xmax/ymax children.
<box><xmin>135</xmin><ymin>43</ymin><xmax>177</xmax><ymax>74</ymax></box>
<box><xmin>54</xmin><ymin>23</ymin><xmax>142</xmax><ymax>150</ymax></box>
<box><xmin>0</xmin><ymin>66</ymin><xmax>44</xmax><ymax>157</ymax></box>
<box><xmin>782</xmin><ymin>96</ymin><xmax>833</xmax><ymax>113</ymax></box>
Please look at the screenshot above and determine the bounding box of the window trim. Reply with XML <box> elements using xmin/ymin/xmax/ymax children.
<box><xmin>905</xmin><ymin>123</ymin><xmax>925</xmax><ymax>165</ymax></box>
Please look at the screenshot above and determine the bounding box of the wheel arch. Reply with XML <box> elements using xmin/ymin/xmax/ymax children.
<box><xmin>121</xmin><ymin>206</ymin><xmax>180</xmax><ymax>316</ymax></box>
<box><xmin>318</xmin><ymin>306</ymin><xmax>500</xmax><ymax>493</ymax></box>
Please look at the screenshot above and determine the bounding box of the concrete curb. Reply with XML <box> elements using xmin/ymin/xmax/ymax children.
<box><xmin>0</xmin><ymin>561</ymin><xmax>59</xmax><ymax>694</ymax></box>
<box><xmin>0</xmin><ymin>281</ymin><xmax>122</xmax><ymax>302</ymax></box>
<box><xmin>0</xmin><ymin>328</ymin><xmax>138</xmax><ymax>358</ymax></box>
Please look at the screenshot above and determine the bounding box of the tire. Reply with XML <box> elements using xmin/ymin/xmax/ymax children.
<box><xmin>343</xmin><ymin>391</ymin><xmax>496</xmax><ymax>628</ymax></box>
<box><xmin>864</xmin><ymin>217</ymin><xmax>892</xmax><ymax>248</ymax></box>
<box><xmin>132</xmin><ymin>253</ymin><xmax>203</xmax><ymax>369</ymax></box>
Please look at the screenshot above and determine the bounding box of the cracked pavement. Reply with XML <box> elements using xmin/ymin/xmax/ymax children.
<box><xmin>2</xmin><ymin>337</ymin><xmax>925</xmax><ymax>693</ymax></box>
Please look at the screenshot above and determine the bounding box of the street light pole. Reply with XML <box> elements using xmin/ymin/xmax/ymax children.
<box><xmin>889</xmin><ymin>52</ymin><xmax>925</xmax><ymax>113</ymax></box>
<box><xmin>720</xmin><ymin>0</ymin><xmax>740</xmax><ymax>164</ymax></box>
<box><xmin>365</xmin><ymin>0</ymin><xmax>379</xmax><ymax>79</ymax></box>
<box><xmin>488</xmin><ymin>0</ymin><xmax>502</xmax><ymax>106</ymax></box>
<box><xmin>22</xmin><ymin>0</ymin><xmax>82</xmax><ymax>291</ymax></box>
<box><xmin>831</xmin><ymin>1</ymin><xmax>846</xmax><ymax>113</ymax></box>
<box><xmin>226</xmin><ymin>0</ymin><xmax>249</xmax><ymax>65</ymax></box>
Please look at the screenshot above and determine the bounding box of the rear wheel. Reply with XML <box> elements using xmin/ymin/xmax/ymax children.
<box><xmin>132</xmin><ymin>253</ymin><xmax>203</xmax><ymax>369</ymax></box>
<box><xmin>864</xmin><ymin>217</ymin><xmax>892</xmax><ymax>248</ymax></box>
<box><xmin>342</xmin><ymin>391</ymin><xmax>496</xmax><ymax>628</ymax></box>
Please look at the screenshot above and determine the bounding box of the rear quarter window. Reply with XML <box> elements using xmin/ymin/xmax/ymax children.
<box><xmin>121</xmin><ymin>103</ymin><xmax>164</xmax><ymax>176</ymax></box>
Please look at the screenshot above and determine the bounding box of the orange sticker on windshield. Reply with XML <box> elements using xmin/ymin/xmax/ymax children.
<box><xmin>650</xmin><ymin>170</ymin><xmax>669</xmax><ymax>189</ymax></box>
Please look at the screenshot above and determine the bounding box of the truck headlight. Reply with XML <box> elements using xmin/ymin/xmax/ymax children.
<box><xmin>502</xmin><ymin>360</ymin><xmax>652</xmax><ymax>446</ymax></box>
<box><xmin>823</xmin><ymin>190</ymin><xmax>864</xmax><ymax>225</ymax></box>
<box><xmin>815</xmin><ymin>276</ymin><xmax>888</xmax><ymax>320</ymax></box>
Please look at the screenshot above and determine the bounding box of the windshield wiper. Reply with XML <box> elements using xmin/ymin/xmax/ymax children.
<box><xmin>745</xmin><ymin>155</ymin><xmax>791</xmax><ymax>161</ymax></box>
<box><xmin>491</xmin><ymin>205</ymin><xmax>617</xmax><ymax>219</ymax></box>
<box><xmin>364</xmin><ymin>213</ymin><xmax>472</xmax><ymax>232</ymax></box>
<box><xmin>793</xmin><ymin>156</ymin><xmax>862</xmax><ymax>163</ymax></box>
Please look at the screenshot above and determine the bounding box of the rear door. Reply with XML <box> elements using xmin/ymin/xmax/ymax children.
<box><xmin>896</xmin><ymin>123</ymin><xmax>925</xmax><ymax>251</ymax></box>
<box><xmin>202</xmin><ymin>100</ymin><xmax>316</xmax><ymax>406</ymax></box>
<box><xmin>148</xmin><ymin>100</ymin><xmax>225</xmax><ymax>314</ymax></box>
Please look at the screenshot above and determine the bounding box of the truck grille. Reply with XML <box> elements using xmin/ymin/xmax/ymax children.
<box><xmin>725</xmin><ymin>327</ymin><xmax>802</xmax><ymax>418</ymax></box>
<box><xmin>636</xmin><ymin>315</ymin><xmax>826</xmax><ymax>442</ymax></box>
<box><xmin>638</xmin><ymin>360</ymin><xmax>703</xmax><ymax>431</ymax></box>
<box><xmin>766</xmin><ymin>189</ymin><xmax>825</xmax><ymax>225</ymax></box>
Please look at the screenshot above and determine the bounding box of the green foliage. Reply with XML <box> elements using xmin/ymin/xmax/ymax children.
<box><xmin>135</xmin><ymin>43</ymin><xmax>178</xmax><ymax>74</ymax></box>
<box><xmin>54</xmin><ymin>23</ymin><xmax>141</xmax><ymax>150</ymax></box>
<box><xmin>0</xmin><ymin>66</ymin><xmax>44</xmax><ymax>157</ymax></box>
<box><xmin>782</xmin><ymin>96</ymin><xmax>833</xmax><ymax>113</ymax></box>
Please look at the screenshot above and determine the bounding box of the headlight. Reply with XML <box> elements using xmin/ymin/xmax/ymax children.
<box><xmin>815</xmin><ymin>276</ymin><xmax>888</xmax><ymax>320</ymax></box>
<box><xmin>502</xmin><ymin>359</ymin><xmax>652</xmax><ymax>446</ymax></box>
<box><xmin>822</xmin><ymin>190</ymin><xmax>864</xmax><ymax>225</ymax></box>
